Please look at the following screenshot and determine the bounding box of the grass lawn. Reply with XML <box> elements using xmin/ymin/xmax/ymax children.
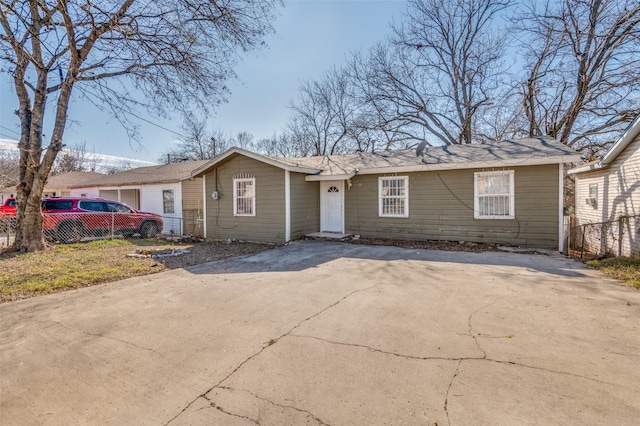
<box><xmin>587</xmin><ymin>257</ymin><xmax>640</xmax><ymax>289</ymax></box>
<box><xmin>0</xmin><ymin>239</ymin><xmax>272</xmax><ymax>302</ymax></box>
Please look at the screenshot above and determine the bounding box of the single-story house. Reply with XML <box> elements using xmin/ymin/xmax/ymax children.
<box><xmin>194</xmin><ymin>137</ymin><xmax>579</xmax><ymax>250</ymax></box>
<box><xmin>568</xmin><ymin>115</ymin><xmax>640</xmax><ymax>256</ymax></box>
<box><xmin>69</xmin><ymin>160</ymin><xmax>211</xmax><ymax>236</ymax></box>
<box><xmin>1</xmin><ymin>171</ymin><xmax>104</xmax><ymax>203</ymax></box>
<box><xmin>43</xmin><ymin>171</ymin><xmax>105</xmax><ymax>197</ymax></box>
<box><xmin>0</xmin><ymin>186</ymin><xmax>15</xmax><ymax>204</ymax></box>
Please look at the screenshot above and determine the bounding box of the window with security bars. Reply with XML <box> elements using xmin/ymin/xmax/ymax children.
<box><xmin>233</xmin><ymin>178</ymin><xmax>255</xmax><ymax>216</ymax></box>
<box><xmin>378</xmin><ymin>176</ymin><xmax>409</xmax><ymax>218</ymax></box>
<box><xmin>474</xmin><ymin>171</ymin><xmax>514</xmax><ymax>219</ymax></box>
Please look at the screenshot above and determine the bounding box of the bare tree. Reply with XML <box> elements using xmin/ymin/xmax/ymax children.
<box><xmin>160</xmin><ymin>117</ymin><xmax>253</xmax><ymax>163</ymax></box>
<box><xmin>0</xmin><ymin>0</ymin><xmax>279</xmax><ymax>251</ymax></box>
<box><xmin>288</xmin><ymin>67</ymin><xmax>365</xmax><ymax>156</ymax></box>
<box><xmin>517</xmin><ymin>0</ymin><xmax>640</xmax><ymax>155</ymax></box>
<box><xmin>233</xmin><ymin>131</ymin><xmax>255</xmax><ymax>150</ymax></box>
<box><xmin>0</xmin><ymin>148</ymin><xmax>20</xmax><ymax>189</ymax></box>
<box><xmin>52</xmin><ymin>142</ymin><xmax>101</xmax><ymax>174</ymax></box>
<box><xmin>253</xmin><ymin>132</ymin><xmax>305</xmax><ymax>157</ymax></box>
<box><xmin>351</xmin><ymin>0</ymin><xmax>512</xmax><ymax>147</ymax></box>
<box><xmin>103</xmin><ymin>158</ymin><xmax>137</xmax><ymax>175</ymax></box>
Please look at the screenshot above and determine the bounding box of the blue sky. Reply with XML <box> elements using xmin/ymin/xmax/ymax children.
<box><xmin>0</xmin><ymin>0</ymin><xmax>407</xmax><ymax>164</ymax></box>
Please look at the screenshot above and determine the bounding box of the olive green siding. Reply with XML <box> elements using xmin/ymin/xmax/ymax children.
<box><xmin>181</xmin><ymin>178</ymin><xmax>204</xmax><ymax>237</ymax></box>
<box><xmin>345</xmin><ymin>164</ymin><xmax>559</xmax><ymax>248</ymax></box>
<box><xmin>181</xmin><ymin>178</ymin><xmax>204</xmax><ymax>210</ymax></box>
<box><xmin>290</xmin><ymin>172</ymin><xmax>319</xmax><ymax>238</ymax></box>
<box><xmin>205</xmin><ymin>155</ymin><xmax>286</xmax><ymax>243</ymax></box>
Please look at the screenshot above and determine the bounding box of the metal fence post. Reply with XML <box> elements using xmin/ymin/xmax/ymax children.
<box><xmin>581</xmin><ymin>224</ymin><xmax>586</xmax><ymax>259</ymax></box>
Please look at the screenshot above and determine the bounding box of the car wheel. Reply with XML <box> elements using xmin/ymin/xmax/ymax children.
<box><xmin>58</xmin><ymin>222</ymin><xmax>85</xmax><ymax>244</ymax></box>
<box><xmin>139</xmin><ymin>221</ymin><xmax>160</xmax><ymax>238</ymax></box>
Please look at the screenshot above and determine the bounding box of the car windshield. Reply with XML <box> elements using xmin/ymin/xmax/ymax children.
<box><xmin>107</xmin><ymin>202</ymin><xmax>131</xmax><ymax>213</ymax></box>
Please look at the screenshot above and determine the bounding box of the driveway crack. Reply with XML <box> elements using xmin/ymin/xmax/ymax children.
<box><xmin>444</xmin><ymin>360</ymin><xmax>462</xmax><ymax>426</ymax></box>
<box><xmin>290</xmin><ymin>334</ymin><xmax>484</xmax><ymax>362</ymax></box>
<box><xmin>217</xmin><ymin>386</ymin><xmax>330</xmax><ymax>425</ymax></box>
<box><xmin>200</xmin><ymin>394</ymin><xmax>260</xmax><ymax>425</ymax></box>
<box><xmin>165</xmin><ymin>282</ymin><xmax>379</xmax><ymax>425</ymax></box>
<box><xmin>84</xmin><ymin>332</ymin><xmax>159</xmax><ymax>354</ymax></box>
<box><xmin>483</xmin><ymin>358</ymin><xmax>637</xmax><ymax>390</ymax></box>
<box><xmin>468</xmin><ymin>298</ymin><xmax>503</xmax><ymax>359</ymax></box>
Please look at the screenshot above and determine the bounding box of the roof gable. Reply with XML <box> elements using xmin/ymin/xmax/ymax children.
<box><xmin>569</xmin><ymin>114</ymin><xmax>640</xmax><ymax>175</ymax></box>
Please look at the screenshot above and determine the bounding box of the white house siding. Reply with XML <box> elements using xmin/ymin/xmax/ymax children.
<box><xmin>574</xmin><ymin>135</ymin><xmax>640</xmax><ymax>256</ymax></box>
<box><xmin>69</xmin><ymin>188</ymin><xmax>100</xmax><ymax>198</ymax></box>
<box><xmin>139</xmin><ymin>183</ymin><xmax>183</xmax><ymax>235</ymax></box>
<box><xmin>98</xmin><ymin>189</ymin><xmax>119</xmax><ymax>201</ymax></box>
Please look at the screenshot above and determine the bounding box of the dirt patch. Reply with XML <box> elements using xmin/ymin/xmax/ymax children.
<box><xmin>155</xmin><ymin>241</ymin><xmax>275</xmax><ymax>269</ymax></box>
<box><xmin>346</xmin><ymin>237</ymin><xmax>499</xmax><ymax>253</ymax></box>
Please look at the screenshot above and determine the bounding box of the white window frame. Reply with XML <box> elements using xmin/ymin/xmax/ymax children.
<box><xmin>233</xmin><ymin>177</ymin><xmax>256</xmax><ymax>217</ymax></box>
<box><xmin>378</xmin><ymin>176</ymin><xmax>409</xmax><ymax>218</ymax></box>
<box><xmin>162</xmin><ymin>189</ymin><xmax>175</xmax><ymax>214</ymax></box>
<box><xmin>474</xmin><ymin>170</ymin><xmax>515</xmax><ymax>220</ymax></box>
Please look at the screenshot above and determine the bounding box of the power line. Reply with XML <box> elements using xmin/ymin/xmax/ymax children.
<box><xmin>0</xmin><ymin>133</ymin><xmax>20</xmax><ymax>141</ymax></box>
<box><xmin>0</xmin><ymin>125</ymin><xmax>20</xmax><ymax>137</ymax></box>
<box><xmin>124</xmin><ymin>112</ymin><xmax>185</xmax><ymax>138</ymax></box>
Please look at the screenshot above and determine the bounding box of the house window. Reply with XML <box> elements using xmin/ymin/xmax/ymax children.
<box><xmin>588</xmin><ymin>184</ymin><xmax>598</xmax><ymax>208</ymax></box>
<box><xmin>474</xmin><ymin>170</ymin><xmax>515</xmax><ymax>219</ymax></box>
<box><xmin>163</xmin><ymin>190</ymin><xmax>175</xmax><ymax>214</ymax></box>
<box><xmin>379</xmin><ymin>176</ymin><xmax>409</xmax><ymax>218</ymax></box>
<box><xmin>234</xmin><ymin>178</ymin><xmax>255</xmax><ymax>216</ymax></box>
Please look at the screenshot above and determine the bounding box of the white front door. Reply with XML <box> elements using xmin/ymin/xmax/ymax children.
<box><xmin>320</xmin><ymin>181</ymin><xmax>344</xmax><ymax>233</ymax></box>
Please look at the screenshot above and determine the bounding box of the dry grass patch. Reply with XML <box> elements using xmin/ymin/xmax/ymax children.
<box><xmin>0</xmin><ymin>239</ymin><xmax>273</xmax><ymax>302</ymax></box>
<box><xmin>586</xmin><ymin>257</ymin><xmax>640</xmax><ymax>289</ymax></box>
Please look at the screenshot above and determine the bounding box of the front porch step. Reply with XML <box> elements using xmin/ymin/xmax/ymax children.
<box><xmin>306</xmin><ymin>232</ymin><xmax>352</xmax><ymax>241</ymax></box>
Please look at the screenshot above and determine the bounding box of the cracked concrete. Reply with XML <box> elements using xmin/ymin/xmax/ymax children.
<box><xmin>1</xmin><ymin>240</ymin><xmax>640</xmax><ymax>425</ymax></box>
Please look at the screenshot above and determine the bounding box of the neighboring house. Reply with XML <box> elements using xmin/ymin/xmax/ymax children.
<box><xmin>194</xmin><ymin>137</ymin><xmax>579</xmax><ymax>250</ymax></box>
<box><xmin>69</xmin><ymin>160</ymin><xmax>212</xmax><ymax>236</ymax></box>
<box><xmin>568</xmin><ymin>115</ymin><xmax>640</xmax><ymax>256</ymax></box>
<box><xmin>43</xmin><ymin>171</ymin><xmax>105</xmax><ymax>197</ymax></box>
<box><xmin>1</xmin><ymin>171</ymin><xmax>103</xmax><ymax>203</ymax></box>
<box><xmin>0</xmin><ymin>186</ymin><xmax>14</xmax><ymax>204</ymax></box>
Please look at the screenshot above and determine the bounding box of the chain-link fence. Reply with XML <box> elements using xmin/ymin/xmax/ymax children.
<box><xmin>0</xmin><ymin>211</ymin><xmax>203</xmax><ymax>247</ymax></box>
<box><xmin>569</xmin><ymin>215</ymin><xmax>640</xmax><ymax>259</ymax></box>
<box><xmin>0</xmin><ymin>215</ymin><xmax>16</xmax><ymax>247</ymax></box>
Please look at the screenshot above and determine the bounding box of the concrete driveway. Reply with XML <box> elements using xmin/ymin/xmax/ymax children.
<box><xmin>1</xmin><ymin>240</ymin><xmax>639</xmax><ymax>425</ymax></box>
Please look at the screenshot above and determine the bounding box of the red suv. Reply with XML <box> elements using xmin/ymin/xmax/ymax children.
<box><xmin>0</xmin><ymin>197</ymin><xmax>17</xmax><ymax>232</ymax></box>
<box><xmin>42</xmin><ymin>197</ymin><xmax>163</xmax><ymax>243</ymax></box>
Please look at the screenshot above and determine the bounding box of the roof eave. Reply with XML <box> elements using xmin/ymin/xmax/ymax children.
<box><xmin>567</xmin><ymin>163</ymin><xmax>600</xmax><ymax>175</ymax></box>
<box><xmin>599</xmin><ymin>114</ymin><xmax>640</xmax><ymax>167</ymax></box>
<box><xmin>69</xmin><ymin>178</ymin><xmax>182</xmax><ymax>189</ymax></box>
<box><xmin>305</xmin><ymin>172</ymin><xmax>356</xmax><ymax>181</ymax></box>
<box><xmin>193</xmin><ymin>147</ymin><xmax>321</xmax><ymax>176</ymax></box>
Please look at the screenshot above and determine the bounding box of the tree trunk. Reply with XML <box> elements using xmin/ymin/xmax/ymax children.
<box><xmin>13</xmin><ymin>196</ymin><xmax>45</xmax><ymax>252</ymax></box>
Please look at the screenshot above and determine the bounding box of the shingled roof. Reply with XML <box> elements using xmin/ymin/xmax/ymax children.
<box><xmin>46</xmin><ymin>171</ymin><xmax>105</xmax><ymax>188</ymax></box>
<box><xmin>275</xmin><ymin>137</ymin><xmax>576</xmax><ymax>177</ymax></box>
<box><xmin>70</xmin><ymin>159</ymin><xmax>213</xmax><ymax>188</ymax></box>
<box><xmin>200</xmin><ymin>137</ymin><xmax>579</xmax><ymax>180</ymax></box>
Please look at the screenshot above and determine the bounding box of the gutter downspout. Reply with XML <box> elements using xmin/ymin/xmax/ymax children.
<box><xmin>285</xmin><ymin>170</ymin><xmax>291</xmax><ymax>242</ymax></box>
